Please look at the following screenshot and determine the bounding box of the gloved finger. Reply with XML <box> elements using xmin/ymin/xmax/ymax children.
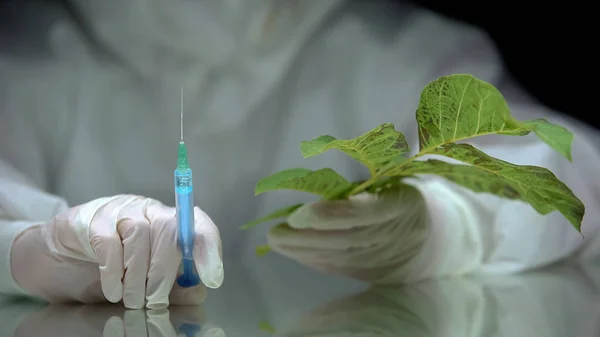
<box><xmin>268</xmin><ymin>223</ymin><xmax>377</xmax><ymax>264</ymax></box>
<box><xmin>169</xmin><ymin>281</ymin><xmax>208</xmax><ymax>306</ymax></box>
<box><xmin>288</xmin><ymin>187</ymin><xmax>420</xmax><ymax>230</ymax></box>
<box><xmin>270</xmin><ymin>199</ymin><xmax>426</xmax><ymax>251</ymax></box>
<box><xmin>269</xmin><ymin>213</ymin><xmax>428</xmax><ymax>282</ymax></box>
<box><xmin>268</xmin><ymin>222</ymin><xmax>383</xmax><ymax>250</ymax></box>
<box><xmin>145</xmin><ymin>201</ymin><xmax>182</xmax><ymax>309</ymax></box>
<box><xmin>90</xmin><ymin>203</ymin><xmax>128</xmax><ymax>303</ymax></box>
<box><xmin>267</xmin><ymin>220</ymin><xmax>383</xmax><ymax>277</ymax></box>
<box><xmin>269</xmin><ymin>238</ymin><xmax>397</xmax><ymax>282</ymax></box>
<box><xmin>292</xmin><ymin>249</ymin><xmax>399</xmax><ymax>282</ymax></box>
<box><xmin>193</xmin><ymin>207</ymin><xmax>224</xmax><ymax>289</ymax></box>
<box><xmin>272</xmin><ymin>208</ymin><xmax>426</xmax><ymax>255</ymax></box>
<box><xmin>116</xmin><ymin>198</ymin><xmax>151</xmax><ymax>309</ymax></box>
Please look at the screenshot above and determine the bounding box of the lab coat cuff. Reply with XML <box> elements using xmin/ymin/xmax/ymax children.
<box><xmin>0</xmin><ymin>220</ymin><xmax>41</xmax><ymax>296</ymax></box>
<box><xmin>403</xmin><ymin>177</ymin><xmax>484</xmax><ymax>281</ymax></box>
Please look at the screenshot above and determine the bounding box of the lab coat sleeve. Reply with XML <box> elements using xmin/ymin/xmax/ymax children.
<box><xmin>0</xmin><ymin>163</ymin><xmax>69</xmax><ymax>296</ymax></box>
<box><xmin>406</xmin><ymin>124</ymin><xmax>600</xmax><ymax>279</ymax></box>
<box><xmin>400</xmin><ymin>26</ymin><xmax>600</xmax><ymax>280</ymax></box>
<box><xmin>0</xmin><ymin>56</ymin><xmax>71</xmax><ymax>295</ymax></box>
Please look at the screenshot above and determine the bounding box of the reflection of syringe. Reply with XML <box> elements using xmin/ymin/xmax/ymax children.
<box><xmin>175</xmin><ymin>86</ymin><xmax>200</xmax><ymax>287</ymax></box>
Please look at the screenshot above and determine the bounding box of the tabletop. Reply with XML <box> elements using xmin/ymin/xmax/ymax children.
<box><xmin>1</xmin><ymin>260</ymin><xmax>599</xmax><ymax>337</ymax></box>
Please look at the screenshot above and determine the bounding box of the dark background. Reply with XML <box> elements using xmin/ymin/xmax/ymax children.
<box><xmin>0</xmin><ymin>0</ymin><xmax>594</xmax><ymax>128</ymax></box>
<box><xmin>411</xmin><ymin>1</ymin><xmax>594</xmax><ymax>128</ymax></box>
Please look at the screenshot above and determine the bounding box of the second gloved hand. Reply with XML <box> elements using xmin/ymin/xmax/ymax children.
<box><xmin>267</xmin><ymin>184</ymin><xmax>429</xmax><ymax>284</ymax></box>
<box><xmin>10</xmin><ymin>195</ymin><xmax>223</xmax><ymax>309</ymax></box>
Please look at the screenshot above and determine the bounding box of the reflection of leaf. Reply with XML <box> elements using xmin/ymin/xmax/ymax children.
<box><xmin>300</xmin><ymin>123</ymin><xmax>410</xmax><ymax>175</ymax></box>
<box><xmin>255</xmin><ymin>168</ymin><xmax>353</xmax><ymax>199</ymax></box>
<box><xmin>255</xmin><ymin>245</ymin><xmax>271</xmax><ymax>257</ymax></box>
<box><xmin>241</xmin><ymin>204</ymin><xmax>303</xmax><ymax>230</ymax></box>
<box><xmin>387</xmin><ymin>143</ymin><xmax>584</xmax><ymax>230</ymax></box>
<box><xmin>259</xmin><ymin>320</ymin><xmax>276</xmax><ymax>334</ymax></box>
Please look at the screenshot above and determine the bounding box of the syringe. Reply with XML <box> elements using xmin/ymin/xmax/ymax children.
<box><xmin>175</xmin><ymin>86</ymin><xmax>200</xmax><ymax>288</ymax></box>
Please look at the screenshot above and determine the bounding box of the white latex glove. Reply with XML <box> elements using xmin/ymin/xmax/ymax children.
<box><xmin>10</xmin><ymin>195</ymin><xmax>224</xmax><ymax>309</ymax></box>
<box><xmin>13</xmin><ymin>304</ymin><xmax>225</xmax><ymax>337</ymax></box>
<box><xmin>267</xmin><ymin>185</ymin><xmax>428</xmax><ymax>284</ymax></box>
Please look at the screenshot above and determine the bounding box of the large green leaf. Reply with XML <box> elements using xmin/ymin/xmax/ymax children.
<box><xmin>300</xmin><ymin>123</ymin><xmax>410</xmax><ymax>175</ymax></box>
<box><xmin>255</xmin><ymin>168</ymin><xmax>353</xmax><ymax>199</ymax></box>
<box><xmin>416</xmin><ymin>75</ymin><xmax>529</xmax><ymax>151</ymax></box>
<box><xmin>388</xmin><ymin>143</ymin><xmax>584</xmax><ymax>230</ymax></box>
<box><xmin>416</xmin><ymin>74</ymin><xmax>574</xmax><ymax>161</ymax></box>
<box><xmin>240</xmin><ymin>204</ymin><xmax>303</xmax><ymax>230</ymax></box>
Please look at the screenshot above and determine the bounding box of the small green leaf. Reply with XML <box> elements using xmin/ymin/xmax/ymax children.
<box><xmin>256</xmin><ymin>244</ymin><xmax>271</xmax><ymax>257</ymax></box>
<box><xmin>390</xmin><ymin>143</ymin><xmax>584</xmax><ymax>231</ymax></box>
<box><xmin>300</xmin><ymin>123</ymin><xmax>410</xmax><ymax>175</ymax></box>
<box><xmin>255</xmin><ymin>168</ymin><xmax>352</xmax><ymax>199</ymax></box>
<box><xmin>524</xmin><ymin>118</ymin><xmax>573</xmax><ymax>162</ymax></box>
<box><xmin>416</xmin><ymin>74</ymin><xmax>530</xmax><ymax>151</ymax></box>
<box><xmin>240</xmin><ymin>204</ymin><xmax>303</xmax><ymax>230</ymax></box>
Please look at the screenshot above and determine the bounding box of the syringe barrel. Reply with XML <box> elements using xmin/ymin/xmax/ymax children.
<box><xmin>174</xmin><ymin>168</ymin><xmax>195</xmax><ymax>260</ymax></box>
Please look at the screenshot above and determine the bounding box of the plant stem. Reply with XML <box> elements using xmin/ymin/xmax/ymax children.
<box><xmin>348</xmin><ymin>152</ymin><xmax>426</xmax><ymax>195</ymax></box>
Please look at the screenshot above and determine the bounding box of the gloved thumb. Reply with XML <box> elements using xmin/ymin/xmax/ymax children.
<box><xmin>192</xmin><ymin>207</ymin><xmax>224</xmax><ymax>289</ymax></box>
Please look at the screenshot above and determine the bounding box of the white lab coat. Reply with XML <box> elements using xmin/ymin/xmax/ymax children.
<box><xmin>1</xmin><ymin>0</ymin><xmax>599</xmax><ymax>318</ymax></box>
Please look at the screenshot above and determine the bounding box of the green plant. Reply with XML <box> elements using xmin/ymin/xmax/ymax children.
<box><xmin>242</xmin><ymin>74</ymin><xmax>585</xmax><ymax>245</ymax></box>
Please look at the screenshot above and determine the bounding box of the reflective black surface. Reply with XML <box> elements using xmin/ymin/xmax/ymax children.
<box><xmin>2</xmin><ymin>261</ymin><xmax>599</xmax><ymax>336</ymax></box>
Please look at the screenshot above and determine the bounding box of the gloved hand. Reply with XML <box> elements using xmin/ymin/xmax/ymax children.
<box><xmin>9</xmin><ymin>195</ymin><xmax>224</xmax><ymax>309</ymax></box>
<box><xmin>267</xmin><ymin>184</ymin><xmax>429</xmax><ymax>284</ymax></box>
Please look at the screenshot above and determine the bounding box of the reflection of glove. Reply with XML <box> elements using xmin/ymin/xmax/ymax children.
<box><xmin>13</xmin><ymin>304</ymin><xmax>225</xmax><ymax>337</ymax></box>
<box><xmin>10</xmin><ymin>195</ymin><xmax>224</xmax><ymax>309</ymax></box>
<box><xmin>267</xmin><ymin>184</ymin><xmax>429</xmax><ymax>284</ymax></box>
<box><xmin>275</xmin><ymin>286</ymin><xmax>427</xmax><ymax>337</ymax></box>
<box><xmin>275</xmin><ymin>264</ymin><xmax>600</xmax><ymax>337</ymax></box>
